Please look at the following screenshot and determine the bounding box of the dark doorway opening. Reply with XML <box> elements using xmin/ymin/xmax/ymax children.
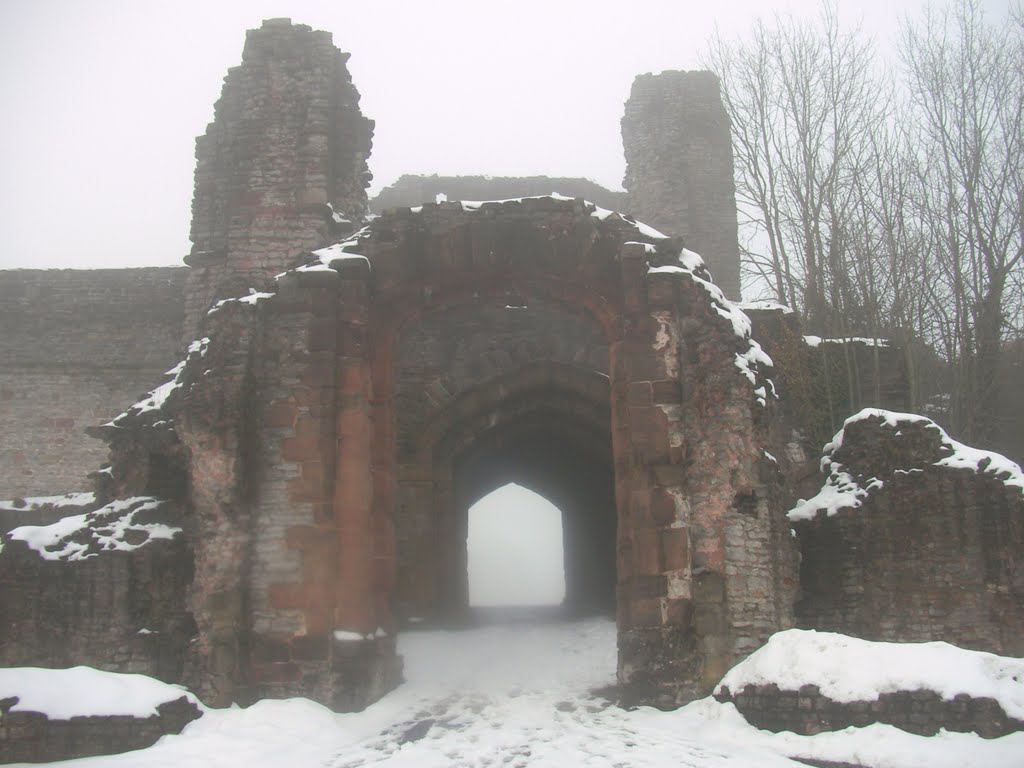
<box><xmin>451</xmin><ymin>413</ymin><xmax>617</xmax><ymax>622</ymax></box>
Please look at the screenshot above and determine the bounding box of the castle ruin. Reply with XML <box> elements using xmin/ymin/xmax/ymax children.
<box><xmin>1</xmin><ymin>18</ymin><xmax>1021</xmax><ymax>743</ymax></box>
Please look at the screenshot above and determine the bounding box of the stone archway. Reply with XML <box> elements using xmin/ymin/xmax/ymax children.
<box><xmin>394</xmin><ymin>362</ymin><xmax>616</xmax><ymax>621</ymax></box>
<box><xmin>137</xmin><ymin>195</ymin><xmax>795</xmax><ymax>711</ymax></box>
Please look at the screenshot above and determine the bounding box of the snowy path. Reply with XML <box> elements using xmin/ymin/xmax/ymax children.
<box><xmin>14</xmin><ymin>617</ymin><xmax>1024</xmax><ymax>768</ymax></box>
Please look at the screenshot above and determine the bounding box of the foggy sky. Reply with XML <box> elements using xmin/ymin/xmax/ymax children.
<box><xmin>0</xmin><ymin>0</ymin><xmax>1007</xmax><ymax>270</ymax></box>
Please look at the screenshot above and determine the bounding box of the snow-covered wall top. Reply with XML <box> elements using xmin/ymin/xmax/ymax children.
<box><xmin>788</xmin><ymin>409</ymin><xmax>1024</xmax><ymax>521</ymax></box>
<box><xmin>0</xmin><ymin>666</ymin><xmax>199</xmax><ymax>720</ymax></box>
<box><xmin>2</xmin><ymin>497</ymin><xmax>180</xmax><ymax>561</ymax></box>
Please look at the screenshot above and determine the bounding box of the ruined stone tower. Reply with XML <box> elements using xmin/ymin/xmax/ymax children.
<box><xmin>184</xmin><ymin>18</ymin><xmax>374</xmax><ymax>341</ymax></box>
<box><xmin>622</xmin><ymin>71</ymin><xmax>742</xmax><ymax>300</ymax></box>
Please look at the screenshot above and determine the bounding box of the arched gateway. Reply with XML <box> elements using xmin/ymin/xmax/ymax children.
<box><xmin>96</xmin><ymin>195</ymin><xmax>795</xmax><ymax>711</ymax></box>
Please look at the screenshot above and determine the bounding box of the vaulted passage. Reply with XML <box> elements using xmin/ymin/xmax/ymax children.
<box><xmin>392</xmin><ymin>358</ymin><xmax>616</xmax><ymax>624</ymax></box>
<box><xmin>455</xmin><ymin>414</ymin><xmax>616</xmax><ymax>617</ymax></box>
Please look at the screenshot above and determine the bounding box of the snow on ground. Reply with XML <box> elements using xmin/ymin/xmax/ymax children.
<box><xmin>12</xmin><ymin>617</ymin><xmax>1024</xmax><ymax>768</ymax></box>
<box><xmin>0</xmin><ymin>667</ymin><xmax>197</xmax><ymax>720</ymax></box>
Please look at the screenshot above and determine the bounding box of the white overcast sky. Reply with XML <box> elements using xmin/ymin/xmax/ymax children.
<box><xmin>0</xmin><ymin>0</ymin><xmax>1009</xmax><ymax>269</ymax></box>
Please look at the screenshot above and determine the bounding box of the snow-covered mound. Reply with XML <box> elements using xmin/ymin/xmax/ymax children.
<box><xmin>716</xmin><ymin>629</ymin><xmax>1024</xmax><ymax>719</ymax></box>
<box><xmin>0</xmin><ymin>666</ymin><xmax>199</xmax><ymax>720</ymax></box>
<box><xmin>788</xmin><ymin>408</ymin><xmax>1024</xmax><ymax>521</ymax></box>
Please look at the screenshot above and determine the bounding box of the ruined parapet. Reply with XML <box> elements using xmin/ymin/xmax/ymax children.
<box><xmin>184</xmin><ymin>18</ymin><xmax>374</xmax><ymax>342</ymax></box>
<box><xmin>791</xmin><ymin>409</ymin><xmax>1024</xmax><ymax>655</ymax></box>
<box><xmin>371</xmin><ymin>174</ymin><xmax>628</xmax><ymax>213</ymax></box>
<box><xmin>621</xmin><ymin>71</ymin><xmax>741</xmax><ymax>301</ymax></box>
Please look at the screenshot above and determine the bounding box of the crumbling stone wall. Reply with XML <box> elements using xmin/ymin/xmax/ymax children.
<box><xmin>371</xmin><ymin>174</ymin><xmax>627</xmax><ymax>213</ymax></box>
<box><xmin>0</xmin><ymin>697</ymin><xmax>200</xmax><ymax>764</ymax></box>
<box><xmin>716</xmin><ymin>683</ymin><xmax>1024</xmax><ymax>738</ymax></box>
<box><xmin>0</xmin><ymin>268</ymin><xmax>186</xmax><ymax>499</ymax></box>
<box><xmin>0</xmin><ymin>502</ymin><xmax>194</xmax><ymax>683</ymax></box>
<box><xmin>622</xmin><ymin>71</ymin><xmax>742</xmax><ymax>300</ymax></box>
<box><xmin>184</xmin><ymin>18</ymin><xmax>374</xmax><ymax>341</ymax></box>
<box><xmin>793</xmin><ymin>413</ymin><xmax>1024</xmax><ymax>655</ymax></box>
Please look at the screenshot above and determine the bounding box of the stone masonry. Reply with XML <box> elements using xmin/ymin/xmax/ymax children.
<box><xmin>184</xmin><ymin>18</ymin><xmax>374</xmax><ymax>342</ymax></box>
<box><xmin>622</xmin><ymin>71</ymin><xmax>742</xmax><ymax>301</ymax></box>
<box><xmin>793</xmin><ymin>412</ymin><xmax>1024</xmax><ymax>656</ymax></box>
<box><xmin>1</xmin><ymin>17</ymin><xmax>1022</xmax><ymax>748</ymax></box>
<box><xmin>0</xmin><ymin>268</ymin><xmax>185</xmax><ymax>498</ymax></box>
<box><xmin>371</xmin><ymin>174</ymin><xmax>628</xmax><ymax>214</ymax></box>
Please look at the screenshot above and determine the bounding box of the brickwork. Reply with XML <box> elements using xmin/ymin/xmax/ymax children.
<box><xmin>622</xmin><ymin>71</ymin><xmax>741</xmax><ymax>300</ymax></box>
<box><xmin>716</xmin><ymin>683</ymin><xmax>1024</xmax><ymax>738</ymax></box>
<box><xmin>184</xmin><ymin>18</ymin><xmax>373</xmax><ymax>341</ymax></box>
<box><xmin>0</xmin><ymin>268</ymin><xmax>186</xmax><ymax>499</ymax></box>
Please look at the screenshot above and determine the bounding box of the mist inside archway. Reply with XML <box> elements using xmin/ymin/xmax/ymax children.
<box><xmin>467</xmin><ymin>483</ymin><xmax>566</xmax><ymax>607</ymax></box>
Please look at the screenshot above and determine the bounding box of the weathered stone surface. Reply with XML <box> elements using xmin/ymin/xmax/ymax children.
<box><xmin>716</xmin><ymin>683</ymin><xmax>1024</xmax><ymax>738</ymax></box>
<box><xmin>0</xmin><ymin>268</ymin><xmax>186</xmax><ymax>499</ymax></box>
<box><xmin>793</xmin><ymin>413</ymin><xmax>1024</xmax><ymax>655</ymax></box>
<box><xmin>0</xmin><ymin>696</ymin><xmax>200</xmax><ymax>763</ymax></box>
<box><xmin>6</xmin><ymin>17</ymin><xmax>1022</xmax><ymax>738</ymax></box>
<box><xmin>622</xmin><ymin>71</ymin><xmax>741</xmax><ymax>300</ymax></box>
<box><xmin>0</xmin><ymin>502</ymin><xmax>194</xmax><ymax>683</ymax></box>
<box><xmin>184</xmin><ymin>18</ymin><xmax>374</xmax><ymax>341</ymax></box>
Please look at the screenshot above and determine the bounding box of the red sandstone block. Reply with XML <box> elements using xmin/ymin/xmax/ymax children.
<box><xmin>337</xmin><ymin>363</ymin><xmax>369</xmax><ymax>395</ymax></box>
<box><xmin>628</xmin><ymin>382</ymin><xmax>653</xmax><ymax>406</ymax></box>
<box><xmin>633</xmin><ymin>527</ymin><xmax>663</xmax><ymax>576</ymax></box>
<box><xmin>301</xmin><ymin>352</ymin><xmax>336</xmax><ymax>389</ymax></box>
<box><xmin>650</xmin><ymin>487</ymin><xmax>680</xmax><ymax>526</ymax></box>
<box><xmin>335</xmin><ymin>591</ymin><xmax>375</xmax><ymax>635</ymax></box>
<box><xmin>284</xmin><ymin>525</ymin><xmax>333</xmax><ymax>550</ymax></box>
<box><xmin>664</xmin><ymin>597</ymin><xmax>693</xmax><ymax>627</ymax></box>
<box><xmin>268</xmin><ymin>582</ymin><xmax>304</xmax><ymax>609</ymax></box>
<box><xmin>691</xmin><ymin>538</ymin><xmax>726</xmax><ymax>572</ymax></box>
<box><xmin>629</xmin><ymin>597</ymin><xmax>663</xmax><ymax>627</ymax></box>
<box><xmin>651</xmin><ymin>379</ymin><xmax>681</xmax><ymax>404</ymax></box>
<box><xmin>265</xmin><ymin>402</ymin><xmax>298</xmax><ymax>428</ymax></box>
<box><xmin>661</xmin><ymin>527</ymin><xmax>690</xmax><ymax>571</ymax></box>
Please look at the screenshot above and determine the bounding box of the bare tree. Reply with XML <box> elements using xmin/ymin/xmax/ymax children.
<box><xmin>901</xmin><ymin>0</ymin><xmax>1024</xmax><ymax>441</ymax></box>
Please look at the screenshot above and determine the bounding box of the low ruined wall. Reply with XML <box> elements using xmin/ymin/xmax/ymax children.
<box><xmin>0</xmin><ymin>505</ymin><xmax>194</xmax><ymax>683</ymax></box>
<box><xmin>716</xmin><ymin>683</ymin><xmax>1024</xmax><ymax>738</ymax></box>
<box><xmin>0</xmin><ymin>268</ymin><xmax>186</xmax><ymax>499</ymax></box>
<box><xmin>0</xmin><ymin>697</ymin><xmax>199</xmax><ymax>764</ymax></box>
<box><xmin>793</xmin><ymin>413</ymin><xmax>1024</xmax><ymax>655</ymax></box>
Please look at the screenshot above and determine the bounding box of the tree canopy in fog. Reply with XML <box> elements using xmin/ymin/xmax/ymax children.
<box><xmin>704</xmin><ymin>0</ymin><xmax>1023</xmax><ymax>448</ymax></box>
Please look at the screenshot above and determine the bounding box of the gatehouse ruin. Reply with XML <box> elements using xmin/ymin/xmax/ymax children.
<box><xmin>1</xmin><ymin>18</ymin><xmax>1021</xmax><ymax>742</ymax></box>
